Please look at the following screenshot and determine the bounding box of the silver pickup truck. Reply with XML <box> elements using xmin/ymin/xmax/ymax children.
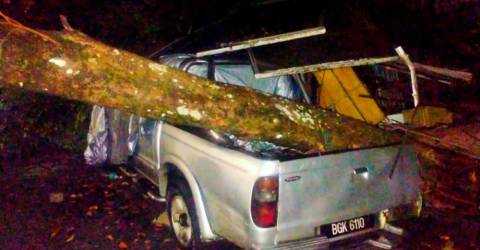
<box><xmin>85</xmin><ymin>54</ymin><xmax>422</xmax><ymax>249</ymax></box>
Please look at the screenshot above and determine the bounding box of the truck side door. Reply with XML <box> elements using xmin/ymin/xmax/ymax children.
<box><xmin>134</xmin><ymin>118</ymin><xmax>163</xmax><ymax>184</ymax></box>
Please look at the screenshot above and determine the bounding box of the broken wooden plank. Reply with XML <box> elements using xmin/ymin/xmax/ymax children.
<box><xmin>387</xmin><ymin>62</ymin><xmax>473</xmax><ymax>84</ymax></box>
<box><xmin>254</xmin><ymin>56</ymin><xmax>400</xmax><ymax>79</ymax></box>
<box><xmin>413</xmin><ymin>62</ymin><xmax>473</xmax><ymax>82</ymax></box>
<box><xmin>395</xmin><ymin>46</ymin><xmax>419</xmax><ymax>107</ymax></box>
<box><xmin>196</xmin><ymin>26</ymin><xmax>326</xmax><ymax>57</ymax></box>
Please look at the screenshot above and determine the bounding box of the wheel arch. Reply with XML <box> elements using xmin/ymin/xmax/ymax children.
<box><xmin>161</xmin><ymin>155</ymin><xmax>217</xmax><ymax>241</ymax></box>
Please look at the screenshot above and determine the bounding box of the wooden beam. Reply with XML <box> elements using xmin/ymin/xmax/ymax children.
<box><xmin>388</xmin><ymin>62</ymin><xmax>473</xmax><ymax>83</ymax></box>
<box><xmin>395</xmin><ymin>46</ymin><xmax>419</xmax><ymax>107</ymax></box>
<box><xmin>196</xmin><ymin>26</ymin><xmax>326</xmax><ymax>57</ymax></box>
<box><xmin>254</xmin><ymin>56</ymin><xmax>400</xmax><ymax>79</ymax></box>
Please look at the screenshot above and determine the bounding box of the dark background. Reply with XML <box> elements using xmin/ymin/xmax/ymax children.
<box><xmin>1</xmin><ymin>0</ymin><xmax>478</xmax><ymax>68</ymax></box>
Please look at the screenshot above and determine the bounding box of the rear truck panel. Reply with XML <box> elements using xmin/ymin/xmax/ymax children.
<box><xmin>275</xmin><ymin>144</ymin><xmax>420</xmax><ymax>243</ymax></box>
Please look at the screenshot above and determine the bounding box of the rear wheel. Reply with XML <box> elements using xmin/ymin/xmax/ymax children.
<box><xmin>167</xmin><ymin>179</ymin><xmax>201</xmax><ymax>249</ymax></box>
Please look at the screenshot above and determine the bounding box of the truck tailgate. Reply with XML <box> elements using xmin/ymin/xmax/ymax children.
<box><xmin>276</xmin><ymin>145</ymin><xmax>420</xmax><ymax>243</ymax></box>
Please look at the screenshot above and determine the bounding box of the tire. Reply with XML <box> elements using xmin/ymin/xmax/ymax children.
<box><xmin>167</xmin><ymin>178</ymin><xmax>202</xmax><ymax>249</ymax></box>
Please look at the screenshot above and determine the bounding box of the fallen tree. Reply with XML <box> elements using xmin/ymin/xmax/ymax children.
<box><xmin>0</xmin><ymin>14</ymin><xmax>397</xmax><ymax>153</ymax></box>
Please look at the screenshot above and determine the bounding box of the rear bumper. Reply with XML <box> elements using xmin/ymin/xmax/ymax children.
<box><xmin>257</xmin><ymin>228</ymin><xmax>378</xmax><ymax>250</ymax></box>
<box><xmin>253</xmin><ymin>227</ymin><xmax>404</xmax><ymax>250</ymax></box>
<box><xmin>249</xmin><ymin>209</ymin><xmax>412</xmax><ymax>250</ymax></box>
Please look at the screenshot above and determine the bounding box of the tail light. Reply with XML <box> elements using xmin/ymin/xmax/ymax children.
<box><xmin>251</xmin><ymin>176</ymin><xmax>278</xmax><ymax>227</ymax></box>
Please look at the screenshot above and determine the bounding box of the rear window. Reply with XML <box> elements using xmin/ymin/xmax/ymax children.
<box><xmin>184</xmin><ymin>62</ymin><xmax>302</xmax><ymax>101</ymax></box>
<box><xmin>213</xmin><ymin>64</ymin><xmax>302</xmax><ymax>101</ymax></box>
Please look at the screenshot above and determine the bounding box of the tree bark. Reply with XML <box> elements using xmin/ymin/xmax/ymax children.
<box><xmin>0</xmin><ymin>22</ymin><xmax>397</xmax><ymax>153</ymax></box>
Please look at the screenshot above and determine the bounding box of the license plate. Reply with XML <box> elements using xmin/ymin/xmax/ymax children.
<box><xmin>318</xmin><ymin>215</ymin><xmax>375</xmax><ymax>238</ymax></box>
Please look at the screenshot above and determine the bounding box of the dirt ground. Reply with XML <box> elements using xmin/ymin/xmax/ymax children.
<box><xmin>0</xmin><ymin>143</ymin><xmax>478</xmax><ymax>250</ymax></box>
<box><xmin>0</xmin><ymin>143</ymin><xmax>244</xmax><ymax>250</ymax></box>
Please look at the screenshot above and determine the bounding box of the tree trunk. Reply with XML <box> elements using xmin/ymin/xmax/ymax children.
<box><xmin>0</xmin><ymin>22</ymin><xmax>396</xmax><ymax>153</ymax></box>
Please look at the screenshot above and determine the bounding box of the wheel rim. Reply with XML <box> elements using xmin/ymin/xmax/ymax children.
<box><xmin>170</xmin><ymin>195</ymin><xmax>192</xmax><ymax>246</ymax></box>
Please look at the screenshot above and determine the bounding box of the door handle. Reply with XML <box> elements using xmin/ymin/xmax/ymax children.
<box><xmin>352</xmin><ymin>167</ymin><xmax>370</xmax><ymax>181</ymax></box>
